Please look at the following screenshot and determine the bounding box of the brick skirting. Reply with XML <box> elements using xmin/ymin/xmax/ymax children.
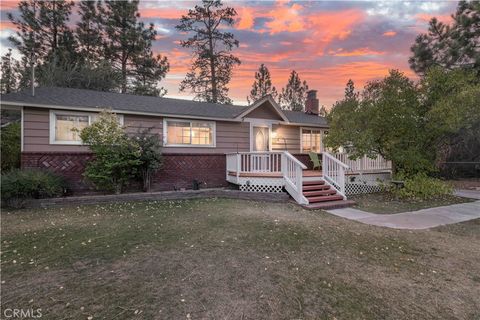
<box><xmin>21</xmin><ymin>152</ymin><xmax>228</xmax><ymax>193</ymax></box>
<box><xmin>21</xmin><ymin>152</ymin><xmax>313</xmax><ymax>193</ymax></box>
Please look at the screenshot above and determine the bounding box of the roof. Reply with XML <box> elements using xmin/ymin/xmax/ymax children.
<box><xmin>0</xmin><ymin>87</ymin><xmax>328</xmax><ymax>126</ymax></box>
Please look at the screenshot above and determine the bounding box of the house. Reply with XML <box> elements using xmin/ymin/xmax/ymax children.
<box><xmin>1</xmin><ymin>87</ymin><xmax>391</xmax><ymax>208</ymax></box>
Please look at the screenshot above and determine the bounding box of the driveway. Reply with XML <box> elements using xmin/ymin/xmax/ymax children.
<box><xmin>327</xmin><ymin>190</ymin><xmax>480</xmax><ymax>229</ymax></box>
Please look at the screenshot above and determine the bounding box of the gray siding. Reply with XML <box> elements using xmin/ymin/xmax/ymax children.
<box><xmin>272</xmin><ymin>124</ymin><xmax>301</xmax><ymax>153</ymax></box>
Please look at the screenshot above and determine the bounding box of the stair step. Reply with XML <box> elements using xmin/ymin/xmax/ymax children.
<box><xmin>307</xmin><ymin>195</ymin><xmax>344</xmax><ymax>203</ymax></box>
<box><xmin>303</xmin><ymin>184</ymin><xmax>330</xmax><ymax>191</ymax></box>
<box><xmin>303</xmin><ymin>180</ymin><xmax>325</xmax><ymax>186</ymax></box>
<box><xmin>303</xmin><ymin>189</ymin><xmax>337</xmax><ymax>197</ymax></box>
<box><xmin>303</xmin><ymin>200</ymin><xmax>356</xmax><ymax>210</ymax></box>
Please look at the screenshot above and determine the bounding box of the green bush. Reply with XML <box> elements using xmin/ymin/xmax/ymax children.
<box><xmin>1</xmin><ymin>122</ymin><xmax>21</xmax><ymax>172</ymax></box>
<box><xmin>392</xmin><ymin>173</ymin><xmax>453</xmax><ymax>200</ymax></box>
<box><xmin>1</xmin><ymin>169</ymin><xmax>66</xmax><ymax>208</ymax></box>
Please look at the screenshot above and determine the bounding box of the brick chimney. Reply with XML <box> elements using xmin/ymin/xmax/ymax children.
<box><xmin>305</xmin><ymin>90</ymin><xmax>319</xmax><ymax>115</ymax></box>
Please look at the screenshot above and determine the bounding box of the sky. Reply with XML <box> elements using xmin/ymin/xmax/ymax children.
<box><xmin>0</xmin><ymin>0</ymin><xmax>457</xmax><ymax>107</ymax></box>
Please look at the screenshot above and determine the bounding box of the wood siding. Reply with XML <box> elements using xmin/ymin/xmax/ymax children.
<box><xmin>23</xmin><ymin>107</ymin><xmax>250</xmax><ymax>154</ymax></box>
<box><xmin>244</xmin><ymin>102</ymin><xmax>283</xmax><ymax>120</ymax></box>
<box><xmin>272</xmin><ymin>124</ymin><xmax>301</xmax><ymax>153</ymax></box>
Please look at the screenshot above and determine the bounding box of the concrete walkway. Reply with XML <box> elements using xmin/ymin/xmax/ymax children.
<box><xmin>327</xmin><ymin>190</ymin><xmax>480</xmax><ymax>230</ymax></box>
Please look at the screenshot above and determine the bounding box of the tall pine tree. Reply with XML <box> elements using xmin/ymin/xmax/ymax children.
<box><xmin>409</xmin><ymin>0</ymin><xmax>480</xmax><ymax>76</ymax></box>
<box><xmin>102</xmin><ymin>0</ymin><xmax>169</xmax><ymax>95</ymax></box>
<box><xmin>0</xmin><ymin>49</ymin><xmax>19</xmax><ymax>94</ymax></box>
<box><xmin>344</xmin><ymin>79</ymin><xmax>358</xmax><ymax>101</ymax></box>
<box><xmin>76</xmin><ymin>0</ymin><xmax>105</xmax><ymax>63</ymax></box>
<box><xmin>176</xmin><ymin>0</ymin><xmax>240</xmax><ymax>104</ymax></box>
<box><xmin>279</xmin><ymin>70</ymin><xmax>309</xmax><ymax>111</ymax></box>
<box><xmin>247</xmin><ymin>64</ymin><xmax>277</xmax><ymax>104</ymax></box>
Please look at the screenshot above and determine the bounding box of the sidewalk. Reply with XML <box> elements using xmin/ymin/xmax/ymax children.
<box><xmin>326</xmin><ymin>190</ymin><xmax>480</xmax><ymax>230</ymax></box>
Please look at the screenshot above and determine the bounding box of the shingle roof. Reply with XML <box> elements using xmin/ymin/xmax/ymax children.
<box><xmin>1</xmin><ymin>87</ymin><xmax>328</xmax><ymax>126</ymax></box>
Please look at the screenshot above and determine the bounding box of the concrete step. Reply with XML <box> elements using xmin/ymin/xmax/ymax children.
<box><xmin>303</xmin><ymin>180</ymin><xmax>325</xmax><ymax>186</ymax></box>
<box><xmin>303</xmin><ymin>200</ymin><xmax>356</xmax><ymax>210</ymax></box>
<box><xmin>303</xmin><ymin>184</ymin><xmax>330</xmax><ymax>191</ymax></box>
<box><xmin>303</xmin><ymin>189</ymin><xmax>337</xmax><ymax>197</ymax></box>
<box><xmin>307</xmin><ymin>194</ymin><xmax>344</xmax><ymax>203</ymax></box>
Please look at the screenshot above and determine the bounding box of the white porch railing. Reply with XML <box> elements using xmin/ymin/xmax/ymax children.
<box><xmin>333</xmin><ymin>153</ymin><xmax>391</xmax><ymax>172</ymax></box>
<box><xmin>226</xmin><ymin>152</ymin><xmax>308</xmax><ymax>204</ymax></box>
<box><xmin>323</xmin><ymin>152</ymin><xmax>349</xmax><ymax>199</ymax></box>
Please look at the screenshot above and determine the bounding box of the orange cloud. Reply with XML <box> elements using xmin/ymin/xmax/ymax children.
<box><xmin>138</xmin><ymin>8</ymin><xmax>184</xmax><ymax>19</ymax></box>
<box><xmin>0</xmin><ymin>21</ymin><xmax>15</xmax><ymax>31</ymax></box>
<box><xmin>237</xmin><ymin>7</ymin><xmax>255</xmax><ymax>30</ymax></box>
<box><xmin>329</xmin><ymin>47</ymin><xmax>385</xmax><ymax>57</ymax></box>
<box><xmin>383</xmin><ymin>31</ymin><xmax>396</xmax><ymax>37</ymax></box>
<box><xmin>0</xmin><ymin>1</ymin><xmax>18</xmax><ymax>10</ymax></box>
<box><xmin>416</xmin><ymin>13</ymin><xmax>452</xmax><ymax>24</ymax></box>
<box><xmin>264</xmin><ymin>3</ymin><xmax>305</xmax><ymax>33</ymax></box>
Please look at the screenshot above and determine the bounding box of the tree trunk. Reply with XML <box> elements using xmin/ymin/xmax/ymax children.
<box><xmin>207</xmin><ymin>15</ymin><xmax>217</xmax><ymax>103</ymax></box>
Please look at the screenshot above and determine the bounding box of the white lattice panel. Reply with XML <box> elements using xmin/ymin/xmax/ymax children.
<box><xmin>238</xmin><ymin>177</ymin><xmax>284</xmax><ymax>193</ymax></box>
<box><xmin>345</xmin><ymin>172</ymin><xmax>391</xmax><ymax>195</ymax></box>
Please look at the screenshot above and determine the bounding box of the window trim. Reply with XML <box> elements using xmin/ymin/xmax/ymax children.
<box><xmin>249</xmin><ymin>120</ymin><xmax>273</xmax><ymax>152</ymax></box>
<box><xmin>49</xmin><ymin>110</ymin><xmax>124</xmax><ymax>145</ymax></box>
<box><xmin>163</xmin><ymin>118</ymin><xmax>216</xmax><ymax>148</ymax></box>
<box><xmin>300</xmin><ymin>127</ymin><xmax>326</xmax><ymax>153</ymax></box>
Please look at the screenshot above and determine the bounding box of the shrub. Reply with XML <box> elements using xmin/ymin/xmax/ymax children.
<box><xmin>392</xmin><ymin>173</ymin><xmax>453</xmax><ymax>200</ymax></box>
<box><xmin>1</xmin><ymin>122</ymin><xmax>21</xmax><ymax>172</ymax></box>
<box><xmin>1</xmin><ymin>169</ymin><xmax>66</xmax><ymax>208</ymax></box>
<box><xmin>133</xmin><ymin>128</ymin><xmax>163</xmax><ymax>192</ymax></box>
<box><xmin>80</xmin><ymin>110</ymin><xmax>141</xmax><ymax>194</ymax></box>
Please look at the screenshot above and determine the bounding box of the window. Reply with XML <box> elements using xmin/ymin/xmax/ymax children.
<box><xmin>301</xmin><ymin>128</ymin><xmax>325</xmax><ymax>153</ymax></box>
<box><xmin>164</xmin><ymin>119</ymin><xmax>215</xmax><ymax>147</ymax></box>
<box><xmin>49</xmin><ymin>110</ymin><xmax>124</xmax><ymax>145</ymax></box>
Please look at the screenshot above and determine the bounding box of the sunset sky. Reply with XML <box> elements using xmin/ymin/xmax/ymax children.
<box><xmin>0</xmin><ymin>1</ymin><xmax>457</xmax><ymax>107</ymax></box>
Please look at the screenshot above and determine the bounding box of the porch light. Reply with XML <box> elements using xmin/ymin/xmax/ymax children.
<box><xmin>271</xmin><ymin>130</ymin><xmax>278</xmax><ymax>139</ymax></box>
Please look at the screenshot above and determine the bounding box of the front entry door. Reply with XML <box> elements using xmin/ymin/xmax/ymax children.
<box><xmin>252</xmin><ymin>126</ymin><xmax>270</xmax><ymax>152</ymax></box>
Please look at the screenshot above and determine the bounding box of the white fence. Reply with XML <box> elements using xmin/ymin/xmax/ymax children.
<box><xmin>333</xmin><ymin>153</ymin><xmax>391</xmax><ymax>172</ymax></box>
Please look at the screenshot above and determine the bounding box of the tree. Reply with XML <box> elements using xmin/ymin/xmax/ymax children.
<box><xmin>0</xmin><ymin>122</ymin><xmax>21</xmax><ymax>172</ymax></box>
<box><xmin>409</xmin><ymin>0</ymin><xmax>480</xmax><ymax>76</ymax></box>
<box><xmin>0</xmin><ymin>49</ymin><xmax>19</xmax><ymax>94</ymax></box>
<box><xmin>76</xmin><ymin>0</ymin><xmax>105</xmax><ymax>63</ymax></box>
<box><xmin>325</xmin><ymin>70</ymin><xmax>426</xmax><ymax>175</ymax></box>
<box><xmin>279</xmin><ymin>70</ymin><xmax>309</xmax><ymax>111</ymax></box>
<box><xmin>176</xmin><ymin>0</ymin><xmax>240</xmax><ymax>103</ymax></box>
<box><xmin>247</xmin><ymin>64</ymin><xmax>277</xmax><ymax>104</ymax></box>
<box><xmin>102</xmin><ymin>0</ymin><xmax>169</xmax><ymax>95</ymax></box>
<box><xmin>80</xmin><ymin>110</ymin><xmax>141</xmax><ymax>194</ymax></box>
<box><xmin>131</xmin><ymin>45</ymin><xmax>169</xmax><ymax>97</ymax></box>
<box><xmin>318</xmin><ymin>105</ymin><xmax>328</xmax><ymax>117</ymax></box>
<box><xmin>344</xmin><ymin>79</ymin><xmax>358</xmax><ymax>100</ymax></box>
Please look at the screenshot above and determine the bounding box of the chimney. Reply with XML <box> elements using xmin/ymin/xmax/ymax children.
<box><xmin>305</xmin><ymin>90</ymin><xmax>319</xmax><ymax>115</ymax></box>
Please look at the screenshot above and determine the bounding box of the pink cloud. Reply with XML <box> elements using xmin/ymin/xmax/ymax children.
<box><xmin>383</xmin><ymin>31</ymin><xmax>397</xmax><ymax>37</ymax></box>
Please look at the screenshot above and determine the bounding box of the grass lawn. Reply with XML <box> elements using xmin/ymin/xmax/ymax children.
<box><xmin>350</xmin><ymin>192</ymin><xmax>474</xmax><ymax>214</ymax></box>
<box><xmin>2</xmin><ymin>198</ymin><xmax>479</xmax><ymax>319</ymax></box>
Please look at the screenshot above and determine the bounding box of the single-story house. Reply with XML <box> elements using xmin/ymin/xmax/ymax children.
<box><xmin>1</xmin><ymin>87</ymin><xmax>391</xmax><ymax>208</ymax></box>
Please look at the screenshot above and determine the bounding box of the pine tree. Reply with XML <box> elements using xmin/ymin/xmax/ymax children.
<box><xmin>0</xmin><ymin>49</ymin><xmax>19</xmax><ymax>94</ymax></box>
<box><xmin>76</xmin><ymin>0</ymin><xmax>105</xmax><ymax>63</ymax></box>
<box><xmin>176</xmin><ymin>0</ymin><xmax>240</xmax><ymax>104</ymax></box>
<box><xmin>409</xmin><ymin>0</ymin><xmax>480</xmax><ymax>75</ymax></box>
<box><xmin>247</xmin><ymin>64</ymin><xmax>277</xmax><ymax>104</ymax></box>
<box><xmin>319</xmin><ymin>105</ymin><xmax>328</xmax><ymax>117</ymax></box>
<box><xmin>132</xmin><ymin>48</ymin><xmax>170</xmax><ymax>96</ymax></box>
<box><xmin>102</xmin><ymin>0</ymin><xmax>169</xmax><ymax>95</ymax></box>
<box><xmin>279</xmin><ymin>70</ymin><xmax>309</xmax><ymax>111</ymax></box>
<box><xmin>344</xmin><ymin>79</ymin><xmax>358</xmax><ymax>100</ymax></box>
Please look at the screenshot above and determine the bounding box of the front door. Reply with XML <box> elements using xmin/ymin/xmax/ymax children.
<box><xmin>252</xmin><ymin>126</ymin><xmax>270</xmax><ymax>152</ymax></box>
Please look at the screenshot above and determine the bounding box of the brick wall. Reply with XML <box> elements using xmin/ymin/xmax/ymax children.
<box><xmin>21</xmin><ymin>152</ymin><xmax>227</xmax><ymax>193</ymax></box>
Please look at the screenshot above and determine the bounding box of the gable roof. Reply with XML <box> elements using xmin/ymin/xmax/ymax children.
<box><xmin>0</xmin><ymin>87</ymin><xmax>328</xmax><ymax>127</ymax></box>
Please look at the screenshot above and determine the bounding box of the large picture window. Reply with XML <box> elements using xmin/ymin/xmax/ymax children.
<box><xmin>49</xmin><ymin>110</ymin><xmax>123</xmax><ymax>145</ymax></box>
<box><xmin>301</xmin><ymin>128</ymin><xmax>326</xmax><ymax>153</ymax></box>
<box><xmin>164</xmin><ymin>119</ymin><xmax>215</xmax><ymax>147</ymax></box>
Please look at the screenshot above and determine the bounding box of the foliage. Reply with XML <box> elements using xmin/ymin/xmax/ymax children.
<box><xmin>176</xmin><ymin>0</ymin><xmax>240</xmax><ymax>104</ymax></box>
<box><xmin>409</xmin><ymin>0</ymin><xmax>480</xmax><ymax>76</ymax></box>
<box><xmin>0</xmin><ymin>49</ymin><xmax>19</xmax><ymax>93</ymax></box>
<box><xmin>391</xmin><ymin>174</ymin><xmax>453</xmax><ymax>200</ymax></box>
<box><xmin>0</xmin><ymin>122</ymin><xmax>21</xmax><ymax>172</ymax></box>
<box><xmin>247</xmin><ymin>64</ymin><xmax>278</xmax><ymax>104</ymax></box>
<box><xmin>132</xmin><ymin>128</ymin><xmax>163</xmax><ymax>191</ymax></box>
<box><xmin>80</xmin><ymin>110</ymin><xmax>141</xmax><ymax>194</ymax></box>
<box><xmin>279</xmin><ymin>70</ymin><xmax>309</xmax><ymax>111</ymax></box>
<box><xmin>1</xmin><ymin>169</ymin><xmax>66</xmax><ymax>208</ymax></box>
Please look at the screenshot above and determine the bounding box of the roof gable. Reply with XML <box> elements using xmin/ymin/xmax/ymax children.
<box><xmin>235</xmin><ymin>96</ymin><xmax>289</xmax><ymax>122</ymax></box>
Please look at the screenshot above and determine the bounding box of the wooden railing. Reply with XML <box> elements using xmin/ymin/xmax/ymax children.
<box><xmin>281</xmin><ymin>152</ymin><xmax>308</xmax><ymax>205</ymax></box>
<box><xmin>323</xmin><ymin>152</ymin><xmax>349</xmax><ymax>199</ymax></box>
<box><xmin>225</xmin><ymin>152</ymin><xmax>308</xmax><ymax>204</ymax></box>
<box><xmin>332</xmin><ymin>153</ymin><xmax>391</xmax><ymax>172</ymax></box>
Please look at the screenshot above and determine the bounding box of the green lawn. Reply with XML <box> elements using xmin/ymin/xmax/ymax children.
<box><xmin>351</xmin><ymin>192</ymin><xmax>474</xmax><ymax>214</ymax></box>
<box><xmin>1</xmin><ymin>198</ymin><xmax>479</xmax><ymax>319</ymax></box>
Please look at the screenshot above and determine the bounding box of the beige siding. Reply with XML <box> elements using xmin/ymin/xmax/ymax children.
<box><xmin>272</xmin><ymin>124</ymin><xmax>301</xmax><ymax>153</ymax></box>
<box><xmin>245</xmin><ymin>102</ymin><xmax>283</xmax><ymax>120</ymax></box>
<box><xmin>23</xmin><ymin>107</ymin><xmax>250</xmax><ymax>154</ymax></box>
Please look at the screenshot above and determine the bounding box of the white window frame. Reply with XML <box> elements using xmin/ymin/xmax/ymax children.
<box><xmin>49</xmin><ymin>110</ymin><xmax>124</xmax><ymax>145</ymax></box>
<box><xmin>300</xmin><ymin>127</ymin><xmax>326</xmax><ymax>153</ymax></box>
<box><xmin>163</xmin><ymin>118</ymin><xmax>216</xmax><ymax>148</ymax></box>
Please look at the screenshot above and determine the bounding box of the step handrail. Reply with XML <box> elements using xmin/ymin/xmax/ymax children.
<box><xmin>322</xmin><ymin>152</ymin><xmax>349</xmax><ymax>199</ymax></box>
<box><xmin>282</xmin><ymin>151</ymin><xmax>307</xmax><ymax>169</ymax></box>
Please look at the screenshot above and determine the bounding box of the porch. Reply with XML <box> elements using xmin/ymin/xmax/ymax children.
<box><xmin>225</xmin><ymin>151</ymin><xmax>392</xmax><ymax>208</ymax></box>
